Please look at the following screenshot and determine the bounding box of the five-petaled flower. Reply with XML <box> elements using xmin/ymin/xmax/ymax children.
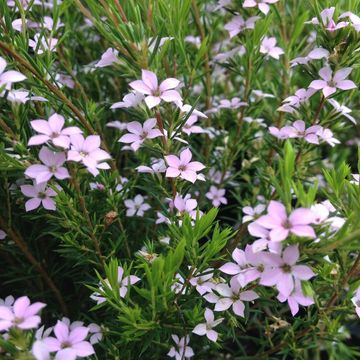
<box><xmin>167</xmin><ymin>335</ymin><xmax>194</xmax><ymax>360</ymax></box>
<box><xmin>309</xmin><ymin>67</ymin><xmax>357</xmax><ymax>98</ymax></box>
<box><xmin>21</xmin><ymin>181</ymin><xmax>58</xmax><ymax>212</ymax></box>
<box><xmin>28</xmin><ymin>113</ymin><xmax>82</xmax><ymax>148</ymax></box>
<box><xmin>192</xmin><ymin>308</ymin><xmax>223</xmax><ymax>342</ymax></box>
<box><xmin>124</xmin><ymin>194</ymin><xmax>151</xmax><ymax>217</ymax></box>
<box><xmin>165</xmin><ymin>148</ymin><xmax>205</xmax><ymax>183</ymax></box>
<box><xmin>25</xmin><ymin>147</ymin><xmax>70</xmax><ymax>184</ymax></box>
<box><xmin>0</xmin><ymin>296</ymin><xmax>46</xmax><ymax>331</ymax></box>
<box><xmin>129</xmin><ymin>70</ymin><xmax>182</xmax><ymax>109</ymax></box>
<box><xmin>119</xmin><ymin>118</ymin><xmax>163</xmax><ymax>151</ymax></box>
<box><xmin>255</xmin><ymin>201</ymin><xmax>316</xmax><ymax>242</ymax></box>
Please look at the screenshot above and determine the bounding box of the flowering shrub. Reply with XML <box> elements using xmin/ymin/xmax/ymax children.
<box><xmin>1</xmin><ymin>0</ymin><xmax>360</xmax><ymax>359</ymax></box>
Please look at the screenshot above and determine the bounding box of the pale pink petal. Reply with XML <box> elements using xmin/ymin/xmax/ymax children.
<box><xmin>145</xmin><ymin>95</ymin><xmax>161</xmax><ymax>109</ymax></box>
<box><xmin>25</xmin><ymin>198</ymin><xmax>41</xmax><ymax>211</ymax></box>
<box><xmin>292</xmin><ymin>265</ymin><xmax>315</xmax><ymax>280</ymax></box>
<box><xmin>159</xmin><ymin>78</ymin><xmax>180</xmax><ymax>92</ymax></box>
<box><xmin>141</xmin><ymin>70</ymin><xmax>158</xmax><ymax>90</ymax></box>
<box><xmin>161</xmin><ymin>90</ymin><xmax>182</xmax><ymax>103</ymax></box>
<box><xmin>129</xmin><ymin>80</ymin><xmax>152</xmax><ymax>95</ymax></box>
<box><xmin>283</xmin><ymin>245</ymin><xmax>299</xmax><ymax>265</ymax></box>
<box><xmin>290</xmin><ymin>225</ymin><xmax>316</xmax><ymax>238</ymax></box>
<box><xmin>232</xmin><ymin>300</ymin><xmax>245</xmax><ymax>317</ymax></box>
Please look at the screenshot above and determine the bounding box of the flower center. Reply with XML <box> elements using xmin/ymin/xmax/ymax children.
<box><xmin>140</xmin><ymin>131</ymin><xmax>148</xmax><ymax>140</ymax></box>
<box><xmin>61</xmin><ymin>341</ymin><xmax>71</xmax><ymax>349</ymax></box>
<box><xmin>13</xmin><ymin>317</ymin><xmax>24</xmax><ymax>325</ymax></box>
<box><xmin>282</xmin><ymin>219</ymin><xmax>291</xmax><ymax>229</ymax></box>
<box><xmin>282</xmin><ymin>264</ymin><xmax>292</xmax><ymax>273</ymax></box>
<box><xmin>38</xmin><ymin>192</ymin><xmax>47</xmax><ymax>199</ymax></box>
<box><xmin>179</xmin><ymin>165</ymin><xmax>187</xmax><ymax>171</ymax></box>
<box><xmin>51</xmin><ymin>132</ymin><xmax>60</xmax><ymax>138</ymax></box>
<box><xmin>79</xmin><ymin>151</ymin><xmax>88</xmax><ymax>157</ymax></box>
<box><xmin>49</xmin><ymin>165</ymin><xmax>57</xmax><ymax>173</ymax></box>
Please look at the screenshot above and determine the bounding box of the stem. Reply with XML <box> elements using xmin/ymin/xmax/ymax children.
<box><xmin>0</xmin><ymin>216</ymin><xmax>68</xmax><ymax>315</ymax></box>
<box><xmin>312</xmin><ymin>95</ymin><xmax>326</xmax><ymax>125</ymax></box>
<box><xmin>70</xmin><ymin>167</ymin><xmax>105</xmax><ymax>269</ymax></box>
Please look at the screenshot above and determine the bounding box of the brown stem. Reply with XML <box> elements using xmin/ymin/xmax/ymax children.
<box><xmin>113</xmin><ymin>0</ymin><xmax>128</xmax><ymax>23</ymax></box>
<box><xmin>0</xmin><ymin>216</ymin><xmax>68</xmax><ymax>315</ymax></box>
<box><xmin>312</xmin><ymin>95</ymin><xmax>326</xmax><ymax>125</ymax></box>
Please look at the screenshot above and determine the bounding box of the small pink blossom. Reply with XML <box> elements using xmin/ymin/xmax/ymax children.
<box><xmin>277</xmin><ymin>281</ymin><xmax>314</xmax><ymax>316</ymax></box>
<box><xmin>21</xmin><ymin>181</ymin><xmax>58</xmax><ymax>212</ymax></box>
<box><xmin>174</xmin><ymin>194</ymin><xmax>198</xmax><ymax>218</ymax></box>
<box><xmin>111</xmin><ymin>92</ymin><xmax>144</xmax><ymax>109</ymax></box>
<box><xmin>167</xmin><ymin>335</ymin><xmax>194</xmax><ymax>360</ymax></box>
<box><xmin>260</xmin><ymin>245</ymin><xmax>316</xmax><ymax>297</ymax></box>
<box><xmin>285</xmin><ymin>120</ymin><xmax>321</xmax><ymax>144</ymax></box>
<box><xmin>68</xmin><ymin>134</ymin><xmax>111</xmax><ymax>176</ymax></box>
<box><xmin>256</xmin><ymin>201</ymin><xmax>316</xmax><ymax>242</ymax></box>
<box><xmin>206</xmin><ymin>186</ymin><xmax>227</xmax><ymax>207</ymax></box>
<box><xmin>124</xmin><ymin>195</ymin><xmax>151</xmax><ymax>217</ymax></box>
<box><xmin>0</xmin><ymin>57</ymin><xmax>26</xmax><ymax>91</ymax></box>
<box><xmin>0</xmin><ymin>230</ymin><xmax>6</xmax><ymax>240</ymax></box>
<box><xmin>28</xmin><ymin>113</ymin><xmax>82</xmax><ymax>148</ymax></box>
<box><xmin>243</xmin><ymin>0</ymin><xmax>279</xmax><ymax>15</ymax></box>
<box><xmin>260</xmin><ymin>37</ymin><xmax>284</xmax><ymax>59</ymax></box>
<box><xmin>317</xmin><ymin>128</ymin><xmax>340</xmax><ymax>147</ymax></box>
<box><xmin>129</xmin><ymin>70</ymin><xmax>182</xmax><ymax>109</ymax></box>
<box><xmin>0</xmin><ymin>296</ymin><xmax>45</xmax><ymax>331</ymax></box>
<box><xmin>136</xmin><ymin>158</ymin><xmax>166</xmax><ymax>173</ymax></box>
<box><xmin>43</xmin><ymin>320</ymin><xmax>94</xmax><ymax>359</ymax></box>
<box><xmin>165</xmin><ymin>148</ymin><xmax>205</xmax><ymax>183</ymax></box>
<box><xmin>328</xmin><ymin>99</ymin><xmax>356</xmax><ymax>124</ymax></box>
<box><xmin>205</xmin><ymin>277</ymin><xmax>258</xmax><ymax>317</ymax></box>
<box><xmin>278</xmin><ymin>88</ymin><xmax>316</xmax><ymax>113</ymax></box>
<box><xmin>242</xmin><ymin>204</ymin><xmax>266</xmax><ymax>223</ymax></box>
<box><xmin>119</xmin><ymin>118</ymin><xmax>163</xmax><ymax>151</ymax></box>
<box><xmin>224</xmin><ymin>15</ymin><xmax>260</xmax><ymax>38</ymax></box>
<box><xmin>306</xmin><ymin>7</ymin><xmax>348</xmax><ymax>32</ymax></box>
<box><xmin>192</xmin><ymin>308</ymin><xmax>223</xmax><ymax>342</ymax></box>
<box><xmin>91</xmin><ymin>266</ymin><xmax>140</xmax><ymax>304</ymax></box>
<box><xmin>25</xmin><ymin>147</ymin><xmax>69</xmax><ymax>184</ymax></box>
<box><xmin>309</xmin><ymin>67</ymin><xmax>357</xmax><ymax>98</ymax></box>
<box><xmin>181</xmin><ymin>115</ymin><xmax>205</xmax><ymax>136</ymax></box>
<box><xmin>218</xmin><ymin>98</ymin><xmax>248</xmax><ymax>110</ymax></box>
<box><xmin>352</xmin><ymin>287</ymin><xmax>360</xmax><ymax>317</ymax></box>
<box><xmin>29</xmin><ymin>34</ymin><xmax>58</xmax><ymax>54</ymax></box>
<box><xmin>95</xmin><ymin>48</ymin><xmax>119</xmax><ymax>68</ymax></box>
<box><xmin>189</xmin><ymin>269</ymin><xmax>215</xmax><ymax>295</ymax></box>
<box><xmin>248</xmin><ymin>222</ymin><xmax>282</xmax><ymax>253</ymax></box>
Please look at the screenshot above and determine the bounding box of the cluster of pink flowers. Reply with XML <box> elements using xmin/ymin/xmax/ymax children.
<box><xmin>0</xmin><ymin>295</ymin><xmax>100</xmax><ymax>360</ymax></box>
<box><xmin>21</xmin><ymin>113</ymin><xmax>110</xmax><ymax>211</ymax></box>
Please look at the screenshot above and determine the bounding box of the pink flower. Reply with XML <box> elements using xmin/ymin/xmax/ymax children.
<box><xmin>165</xmin><ymin>148</ymin><xmax>205</xmax><ymax>183</ymax></box>
<box><xmin>136</xmin><ymin>158</ymin><xmax>166</xmax><ymax>174</ymax></box>
<box><xmin>173</xmin><ymin>194</ymin><xmax>198</xmax><ymax>218</ymax></box>
<box><xmin>260</xmin><ymin>245</ymin><xmax>316</xmax><ymax>297</ymax></box>
<box><xmin>352</xmin><ymin>287</ymin><xmax>360</xmax><ymax>318</ymax></box>
<box><xmin>95</xmin><ymin>48</ymin><xmax>119</xmax><ymax>68</ymax></box>
<box><xmin>129</xmin><ymin>70</ymin><xmax>182</xmax><ymax>109</ymax></box>
<box><xmin>242</xmin><ymin>204</ymin><xmax>266</xmax><ymax>223</ymax></box>
<box><xmin>119</xmin><ymin>118</ymin><xmax>163</xmax><ymax>151</ymax></box>
<box><xmin>286</xmin><ymin>120</ymin><xmax>321</xmax><ymax>144</ymax></box>
<box><xmin>181</xmin><ymin>116</ymin><xmax>205</xmax><ymax>135</ymax></box>
<box><xmin>248</xmin><ymin>222</ymin><xmax>282</xmax><ymax>254</ymax></box>
<box><xmin>43</xmin><ymin>320</ymin><xmax>94</xmax><ymax>359</ymax></box>
<box><xmin>306</xmin><ymin>7</ymin><xmax>348</xmax><ymax>32</ymax></box>
<box><xmin>124</xmin><ymin>195</ymin><xmax>151</xmax><ymax>217</ymax></box>
<box><xmin>28</xmin><ymin>113</ymin><xmax>82</xmax><ymax>148</ymax></box>
<box><xmin>260</xmin><ymin>37</ymin><xmax>284</xmax><ymax>59</ymax></box>
<box><xmin>21</xmin><ymin>181</ymin><xmax>58</xmax><ymax>212</ymax></box>
<box><xmin>189</xmin><ymin>269</ymin><xmax>215</xmax><ymax>295</ymax></box>
<box><xmin>167</xmin><ymin>335</ymin><xmax>194</xmax><ymax>360</ymax></box>
<box><xmin>29</xmin><ymin>34</ymin><xmax>58</xmax><ymax>54</ymax></box>
<box><xmin>255</xmin><ymin>201</ymin><xmax>316</xmax><ymax>242</ymax></box>
<box><xmin>309</xmin><ymin>67</ymin><xmax>357</xmax><ymax>98</ymax></box>
<box><xmin>0</xmin><ymin>57</ymin><xmax>26</xmax><ymax>91</ymax></box>
<box><xmin>68</xmin><ymin>134</ymin><xmax>111</xmax><ymax>176</ymax></box>
<box><xmin>192</xmin><ymin>308</ymin><xmax>223</xmax><ymax>342</ymax></box>
<box><xmin>317</xmin><ymin>127</ymin><xmax>340</xmax><ymax>147</ymax></box>
<box><xmin>25</xmin><ymin>147</ymin><xmax>70</xmax><ymax>184</ymax></box>
<box><xmin>0</xmin><ymin>230</ymin><xmax>6</xmax><ymax>240</ymax></box>
<box><xmin>278</xmin><ymin>88</ymin><xmax>316</xmax><ymax>113</ymax></box>
<box><xmin>243</xmin><ymin>0</ymin><xmax>278</xmax><ymax>15</ymax></box>
<box><xmin>205</xmin><ymin>186</ymin><xmax>227</xmax><ymax>207</ymax></box>
<box><xmin>218</xmin><ymin>98</ymin><xmax>247</xmax><ymax>110</ymax></box>
<box><xmin>224</xmin><ymin>15</ymin><xmax>260</xmax><ymax>38</ymax></box>
<box><xmin>277</xmin><ymin>281</ymin><xmax>314</xmax><ymax>316</ymax></box>
<box><xmin>0</xmin><ymin>296</ymin><xmax>45</xmax><ymax>331</ymax></box>
<box><xmin>111</xmin><ymin>92</ymin><xmax>144</xmax><ymax>109</ymax></box>
<box><xmin>328</xmin><ymin>99</ymin><xmax>356</xmax><ymax>124</ymax></box>
<box><xmin>91</xmin><ymin>267</ymin><xmax>140</xmax><ymax>304</ymax></box>
<box><xmin>205</xmin><ymin>277</ymin><xmax>258</xmax><ymax>317</ymax></box>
